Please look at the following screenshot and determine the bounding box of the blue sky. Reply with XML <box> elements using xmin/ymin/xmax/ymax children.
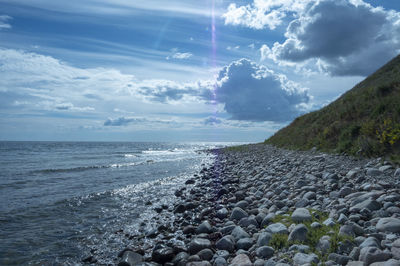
<box><xmin>0</xmin><ymin>0</ymin><xmax>399</xmax><ymax>142</ymax></box>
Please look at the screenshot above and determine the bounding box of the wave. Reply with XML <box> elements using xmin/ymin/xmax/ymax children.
<box><xmin>31</xmin><ymin>160</ymin><xmax>159</xmax><ymax>174</ymax></box>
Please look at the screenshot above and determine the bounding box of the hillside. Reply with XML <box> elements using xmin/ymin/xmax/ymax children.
<box><xmin>265</xmin><ymin>54</ymin><xmax>400</xmax><ymax>162</ymax></box>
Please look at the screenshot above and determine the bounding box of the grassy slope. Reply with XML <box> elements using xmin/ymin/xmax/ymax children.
<box><xmin>266</xmin><ymin>54</ymin><xmax>400</xmax><ymax>162</ymax></box>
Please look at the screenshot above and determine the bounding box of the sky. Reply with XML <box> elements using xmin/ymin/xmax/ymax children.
<box><xmin>0</xmin><ymin>0</ymin><xmax>399</xmax><ymax>142</ymax></box>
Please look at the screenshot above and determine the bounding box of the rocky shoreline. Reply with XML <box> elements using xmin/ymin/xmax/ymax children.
<box><xmin>111</xmin><ymin>144</ymin><xmax>400</xmax><ymax>266</ymax></box>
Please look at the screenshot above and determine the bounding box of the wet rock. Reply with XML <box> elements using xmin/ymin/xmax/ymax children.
<box><xmin>118</xmin><ymin>251</ymin><xmax>143</xmax><ymax>266</ymax></box>
<box><xmin>216</xmin><ymin>208</ymin><xmax>229</xmax><ymax>219</ymax></box>
<box><xmin>216</xmin><ymin>236</ymin><xmax>235</xmax><ymax>252</ymax></box>
<box><xmin>196</xmin><ymin>221</ymin><xmax>213</xmax><ymax>234</ymax></box>
<box><xmin>172</xmin><ymin>252</ymin><xmax>189</xmax><ymax>265</ymax></box>
<box><xmin>198</xmin><ymin>249</ymin><xmax>214</xmax><ymax>261</ymax></box>
<box><xmin>152</xmin><ymin>247</ymin><xmax>175</xmax><ymax>264</ymax></box>
<box><xmin>291</xmin><ymin>208</ymin><xmax>312</xmax><ymax>223</ymax></box>
<box><xmin>188</xmin><ymin>238</ymin><xmax>212</xmax><ymax>254</ymax></box>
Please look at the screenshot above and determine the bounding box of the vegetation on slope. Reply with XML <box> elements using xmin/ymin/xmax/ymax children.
<box><xmin>265</xmin><ymin>54</ymin><xmax>400</xmax><ymax>162</ymax></box>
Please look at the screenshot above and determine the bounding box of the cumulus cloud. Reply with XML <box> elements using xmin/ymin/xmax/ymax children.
<box><xmin>236</xmin><ymin>0</ymin><xmax>400</xmax><ymax>76</ymax></box>
<box><xmin>222</xmin><ymin>0</ymin><xmax>310</xmax><ymax>30</ymax></box>
<box><xmin>0</xmin><ymin>15</ymin><xmax>12</xmax><ymax>30</ymax></box>
<box><xmin>166</xmin><ymin>52</ymin><xmax>193</xmax><ymax>60</ymax></box>
<box><xmin>208</xmin><ymin>59</ymin><xmax>310</xmax><ymax>122</ymax></box>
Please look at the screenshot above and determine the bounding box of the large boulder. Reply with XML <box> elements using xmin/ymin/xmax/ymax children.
<box><xmin>288</xmin><ymin>224</ymin><xmax>308</xmax><ymax>242</ymax></box>
<box><xmin>291</xmin><ymin>208</ymin><xmax>312</xmax><ymax>223</ymax></box>
<box><xmin>376</xmin><ymin>218</ymin><xmax>400</xmax><ymax>233</ymax></box>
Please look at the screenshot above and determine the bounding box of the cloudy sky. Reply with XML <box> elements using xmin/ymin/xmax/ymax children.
<box><xmin>0</xmin><ymin>0</ymin><xmax>399</xmax><ymax>142</ymax></box>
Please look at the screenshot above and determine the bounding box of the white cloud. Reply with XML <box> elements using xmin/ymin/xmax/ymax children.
<box><xmin>230</xmin><ymin>0</ymin><xmax>400</xmax><ymax>76</ymax></box>
<box><xmin>0</xmin><ymin>15</ymin><xmax>12</xmax><ymax>29</ymax></box>
<box><xmin>166</xmin><ymin>52</ymin><xmax>193</xmax><ymax>60</ymax></box>
<box><xmin>208</xmin><ymin>58</ymin><xmax>310</xmax><ymax>121</ymax></box>
<box><xmin>222</xmin><ymin>0</ymin><xmax>311</xmax><ymax>30</ymax></box>
<box><xmin>0</xmin><ymin>48</ymin><xmax>312</xmax><ymax>127</ymax></box>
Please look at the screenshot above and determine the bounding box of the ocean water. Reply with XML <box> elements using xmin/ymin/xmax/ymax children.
<box><xmin>0</xmin><ymin>141</ymin><xmax>237</xmax><ymax>265</ymax></box>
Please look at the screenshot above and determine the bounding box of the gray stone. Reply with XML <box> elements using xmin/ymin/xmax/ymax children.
<box><xmin>391</xmin><ymin>239</ymin><xmax>400</xmax><ymax>260</ymax></box>
<box><xmin>338</xmin><ymin>213</ymin><xmax>348</xmax><ymax>224</ymax></box>
<box><xmin>230</xmin><ymin>207</ymin><xmax>249</xmax><ymax>221</ymax></box>
<box><xmin>360</xmin><ymin>237</ymin><xmax>380</xmax><ymax>249</ymax></box>
<box><xmin>327</xmin><ymin>253</ymin><xmax>351</xmax><ymax>265</ymax></box>
<box><xmin>360</xmin><ymin>247</ymin><xmax>392</xmax><ymax>265</ymax></box>
<box><xmin>379</xmin><ymin>165</ymin><xmax>393</xmax><ymax>172</ymax></box>
<box><xmin>198</xmin><ymin>249</ymin><xmax>214</xmax><ymax>261</ymax></box>
<box><xmin>216</xmin><ymin>236</ymin><xmax>235</xmax><ymax>252</ymax></box>
<box><xmin>350</xmin><ymin>199</ymin><xmax>381</xmax><ymax>212</ymax></box>
<box><xmin>266</xmin><ymin>223</ymin><xmax>288</xmax><ymax>234</ymax></box>
<box><xmin>235</xmin><ymin>200</ymin><xmax>249</xmax><ymax>209</ymax></box>
<box><xmin>288</xmin><ymin>224</ymin><xmax>308</xmax><ymax>242</ymax></box>
<box><xmin>293</xmin><ymin>252</ymin><xmax>319</xmax><ymax>265</ymax></box>
<box><xmin>231</xmin><ymin>226</ymin><xmax>251</xmax><ymax>241</ymax></box>
<box><xmin>317</xmin><ymin>235</ymin><xmax>331</xmax><ymax>254</ymax></box>
<box><xmin>253</xmin><ymin>259</ymin><xmax>265</xmax><ymax>266</ymax></box>
<box><xmin>289</xmin><ymin>244</ymin><xmax>310</xmax><ymax>253</ymax></box>
<box><xmin>213</xmin><ymin>257</ymin><xmax>227</xmax><ymax>266</ymax></box>
<box><xmin>377</xmin><ymin>218</ymin><xmax>400</xmax><ymax>233</ymax></box>
<box><xmin>339</xmin><ymin>225</ymin><xmax>356</xmax><ymax>237</ymax></box>
<box><xmin>323</xmin><ymin>218</ymin><xmax>336</xmax><ymax>227</ymax></box>
<box><xmin>339</xmin><ymin>186</ymin><xmax>353</xmax><ymax>198</ymax></box>
<box><xmin>216</xmin><ymin>208</ymin><xmax>229</xmax><ymax>219</ymax></box>
<box><xmin>255</xmin><ymin>246</ymin><xmax>274</xmax><ymax>259</ymax></box>
<box><xmin>196</xmin><ymin>221</ymin><xmax>213</xmax><ymax>234</ymax></box>
<box><xmin>303</xmin><ymin>191</ymin><xmax>316</xmax><ymax>200</ymax></box>
<box><xmin>346</xmin><ymin>262</ymin><xmax>364</xmax><ymax>266</ymax></box>
<box><xmin>187</xmin><ymin>261</ymin><xmax>212</xmax><ymax>266</ymax></box>
<box><xmin>230</xmin><ymin>254</ymin><xmax>252</xmax><ymax>266</ymax></box>
<box><xmin>236</xmin><ymin>238</ymin><xmax>253</xmax><ymax>251</ymax></box>
<box><xmin>172</xmin><ymin>252</ymin><xmax>189</xmax><ymax>265</ymax></box>
<box><xmin>394</xmin><ymin>168</ymin><xmax>400</xmax><ymax>177</ymax></box>
<box><xmin>257</xmin><ymin>232</ymin><xmax>272</xmax><ymax>247</ymax></box>
<box><xmin>261</xmin><ymin>213</ymin><xmax>276</xmax><ymax>227</ymax></box>
<box><xmin>291</xmin><ymin>208</ymin><xmax>312</xmax><ymax>223</ymax></box>
<box><xmin>189</xmin><ymin>238</ymin><xmax>212</xmax><ymax>254</ymax></box>
<box><xmin>152</xmin><ymin>247</ymin><xmax>175</xmax><ymax>264</ymax></box>
<box><xmin>367</xmin><ymin>168</ymin><xmax>382</xmax><ymax>176</ymax></box>
<box><xmin>311</xmin><ymin>222</ymin><xmax>322</xmax><ymax>229</ymax></box>
<box><xmin>118</xmin><ymin>251</ymin><xmax>143</xmax><ymax>266</ymax></box>
<box><xmin>370</xmin><ymin>259</ymin><xmax>400</xmax><ymax>266</ymax></box>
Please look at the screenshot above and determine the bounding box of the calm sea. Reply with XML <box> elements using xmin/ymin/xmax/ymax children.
<box><xmin>0</xmin><ymin>141</ymin><xmax>238</xmax><ymax>265</ymax></box>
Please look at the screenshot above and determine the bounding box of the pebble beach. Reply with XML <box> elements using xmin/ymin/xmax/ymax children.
<box><xmin>110</xmin><ymin>144</ymin><xmax>400</xmax><ymax>266</ymax></box>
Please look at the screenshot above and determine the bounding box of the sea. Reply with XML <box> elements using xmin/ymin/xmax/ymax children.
<box><xmin>0</xmin><ymin>141</ymin><xmax>240</xmax><ymax>265</ymax></box>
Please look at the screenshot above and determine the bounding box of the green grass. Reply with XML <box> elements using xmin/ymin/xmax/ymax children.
<box><xmin>267</xmin><ymin>209</ymin><xmax>355</xmax><ymax>263</ymax></box>
<box><xmin>265</xmin><ymin>54</ymin><xmax>400</xmax><ymax>164</ymax></box>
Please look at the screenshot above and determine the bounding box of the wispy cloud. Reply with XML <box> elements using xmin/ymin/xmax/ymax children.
<box><xmin>0</xmin><ymin>15</ymin><xmax>12</xmax><ymax>29</ymax></box>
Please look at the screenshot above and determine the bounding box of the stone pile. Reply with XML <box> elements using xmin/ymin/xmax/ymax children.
<box><xmin>114</xmin><ymin>144</ymin><xmax>400</xmax><ymax>266</ymax></box>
